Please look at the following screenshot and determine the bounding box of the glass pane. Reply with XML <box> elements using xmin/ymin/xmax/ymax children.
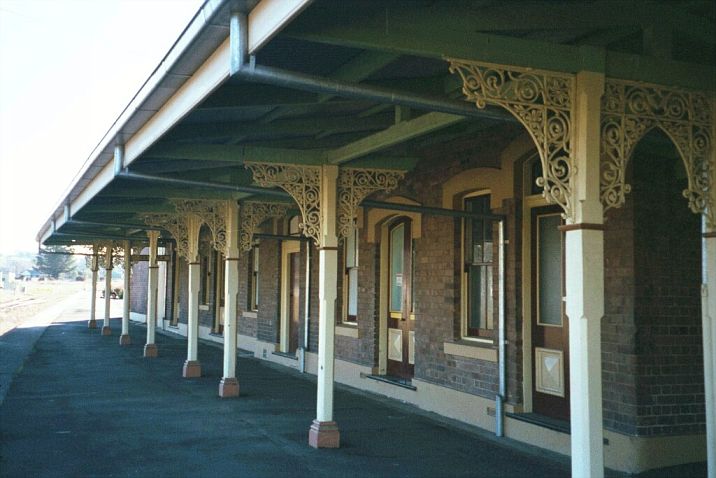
<box><xmin>390</xmin><ymin>224</ymin><xmax>404</xmax><ymax>312</ymax></box>
<box><xmin>468</xmin><ymin>264</ymin><xmax>493</xmax><ymax>331</ymax></box>
<box><xmin>348</xmin><ymin>268</ymin><xmax>358</xmax><ymax>317</ymax></box>
<box><xmin>345</xmin><ymin>229</ymin><xmax>356</xmax><ymax>267</ymax></box>
<box><xmin>468</xmin><ymin>265</ymin><xmax>482</xmax><ymax>329</ymax></box>
<box><xmin>538</xmin><ymin>214</ymin><xmax>562</xmax><ymax>326</ymax></box>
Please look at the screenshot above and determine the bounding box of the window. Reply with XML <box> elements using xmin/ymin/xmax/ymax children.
<box><xmin>247</xmin><ymin>245</ymin><xmax>259</xmax><ymax>311</ymax></box>
<box><xmin>463</xmin><ymin>194</ymin><xmax>494</xmax><ymax>338</ymax></box>
<box><xmin>389</xmin><ymin>219</ymin><xmax>414</xmax><ymax>319</ymax></box>
<box><xmin>343</xmin><ymin>227</ymin><xmax>359</xmax><ymax>324</ymax></box>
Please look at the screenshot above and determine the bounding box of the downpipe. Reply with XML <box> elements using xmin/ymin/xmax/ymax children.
<box><xmin>496</xmin><ymin>220</ymin><xmax>506</xmax><ymax>437</ymax></box>
<box><xmin>228</xmin><ymin>12</ymin><xmax>512</xmax><ymax>123</ymax></box>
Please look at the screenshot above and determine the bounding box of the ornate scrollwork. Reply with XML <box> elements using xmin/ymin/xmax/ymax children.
<box><xmin>448</xmin><ymin>58</ymin><xmax>575</xmax><ymax>219</ymax></box>
<box><xmin>601</xmin><ymin>79</ymin><xmax>713</xmax><ymax>225</ymax></box>
<box><xmin>245</xmin><ymin>162</ymin><xmax>322</xmax><ymax>244</ymax></box>
<box><xmin>144</xmin><ymin>211</ymin><xmax>202</xmax><ymax>262</ymax></box>
<box><xmin>239</xmin><ymin>201</ymin><xmax>291</xmax><ymax>252</ymax></box>
<box><xmin>171</xmin><ymin>199</ymin><xmax>228</xmax><ymax>255</ymax></box>
<box><xmin>337</xmin><ymin>168</ymin><xmax>405</xmax><ymax>239</ymax></box>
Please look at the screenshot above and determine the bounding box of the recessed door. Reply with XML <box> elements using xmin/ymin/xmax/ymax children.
<box><xmin>280</xmin><ymin>241</ymin><xmax>301</xmax><ymax>354</ymax></box>
<box><xmin>288</xmin><ymin>252</ymin><xmax>300</xmax><ymax>354</ymax></box>
<box><xmin>531</xmin><ymin>207</ymin><xmax>569</xmax><ymax>421</ymax></box>
<box><xmin>387</xmin><ymin>218</ymin><xmax>415</xmax><ymax>380</ymax></box>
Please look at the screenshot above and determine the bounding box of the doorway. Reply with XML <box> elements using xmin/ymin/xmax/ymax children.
<box><xmin>386</xmin><ymin>218</ymin><xmax>415</xmax><ymax>380</ymax></box>
<box><xmin>280</xmin><ymin>241</ymin><xmax>301</xmax><ymax>354</ymax></box>
<box><xmin>213</xmin><ymin>252</ymin><xmax>225</xmax><ymax>334</ymax></box>
<box><xmin>530</xmin><ymin>206</ymin><xmax>569</xmax><ymax>421</ymax></box>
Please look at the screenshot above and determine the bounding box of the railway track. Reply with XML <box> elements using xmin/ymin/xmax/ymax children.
<box><xmin>0</xmin><ymin>296</ymin><xmax>45</xmax><ymax>313</ymax></box>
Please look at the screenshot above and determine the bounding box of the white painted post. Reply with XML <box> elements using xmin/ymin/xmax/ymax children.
<box><xmin>308</xmin><ymin>165</ymin><xmax>340</xmax><ymax>448</ymax></box>
<box><xmin>119</xmin><ymin>240</ymin><xmax>132</xmax><ymax>345</ymax></box>
<box><xmin>88</xmin><ymin>244</ymin><xmax>99</xmax><ymax>329</ymax></box>
<box><xmin>565</xmin><ymin>71</ymin><xmax>605</xmax><ymax>478</ymax></box>
<box><xmin>101</xmin><ymin>246</ymin><xmax>113</xmax><ymax>336</ymax></box>
<box><xmin>219</xmin><ymin>201</ymin><xmax>240</xmax><ymax>398</ymax></box>
<box><xmin>183</xmin><ymin>216</ymin><xmax>203</xmax><ymax>378</ymax></box>
<box><xmin>144</xmin><ymin>231</ymin><xmax>160</xmax><ymax>357</ymax></box>
<box><xmin>703</xmin><ymin>102</ymin><xmax>716</xmax><ymax>478</ymax></box>
<box><xmin>703</xmin><ymin>223</ymin><xmax>716</xmax><ymax>478</ymax></box>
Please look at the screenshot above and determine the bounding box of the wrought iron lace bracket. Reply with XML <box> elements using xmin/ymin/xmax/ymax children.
<box><xmin>239</xmin><ymin>201</ymin><xmax>291</xmax><ymax>252</ymax></box>
<box><xmin>600</xmin><ymin>79</ymin><xmax>714</xmax><ymax>227</ymax></box>
<box><xmin>144</xmin><ymin>211</ymin><xmax>201</xmax><ymax>262</ymax></box>
<box><xmin>246</xmin><ymin>162</ymin><xmax>407</xmax><ymax>245</ymax></box>
<box><xmin>245</xmin><ymin>162</ymin><xmax>322</xmax><ymax>245</ymax></box>
<box><xmin>171</xmin><ymin>199</ymin><xmax>229</xmax><ymax>255</ymax></box>
<box><xmin>447</xmin><ymin>58</ymin><xmax>576</xmax><ymax>220</ymax></box>
<box><xmin>337</xmin><ymin>168</ymin><xmax>405</xmax><ymax>240</ymax></box>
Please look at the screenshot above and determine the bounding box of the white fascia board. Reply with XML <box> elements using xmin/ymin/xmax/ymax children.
<box><xmin>248</xmin><ymin>0</ymin><xmax>314</xmax><ymax>54</ymax></box>
<box><xmin>39</xmin><ymin>160</ymin><xmax>118</xmax><ymax>246</ymax></box>
<box><xmin>36</xmin><ymin>0</ymin><xmax>228</xmax><ymax>242</ymax></box>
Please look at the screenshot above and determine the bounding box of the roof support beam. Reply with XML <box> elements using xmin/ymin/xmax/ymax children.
<box><xmin>285</xmin><ymin>11</ymin><xmax>715</xmax><ymax>91</ymax></box>
<box><xmin>326</xmin><ymin>112</ymin><xmax>465</xmax><ymax>165</ymax></box>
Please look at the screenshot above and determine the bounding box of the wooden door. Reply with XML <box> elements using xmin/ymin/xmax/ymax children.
<box><xmin>531</xmin><ymin>207</ymin><xmax>570</xmax><ymax>421</ymax></box>
<box><xmin>387</xmin><ymin>218</ymin><xmax>415</xmax><ymax>380</ymax></box>
<box><xmin>288</xmin><ymin>252</ymin><xmax>300</xmax><ymax>354</ymax></box>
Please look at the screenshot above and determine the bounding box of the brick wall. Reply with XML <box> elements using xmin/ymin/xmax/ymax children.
<box><xmin>130</xmin><ymin>253</ymin><xmax>148</xmax><ymax>314</ymax></box>
<box><xmin>603</xmin><ymin>143</ymin><xmax>704</xmax><ymax>437</ymax></box>
<box><xmin>256</xmin><ymin>238</ymin><xmax>281</xmax><ymax>344</ymax></box>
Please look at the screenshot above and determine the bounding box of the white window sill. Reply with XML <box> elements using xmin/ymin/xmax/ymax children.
<box><xmin>242</xmin><ymin>311</ymin><xmax>258</xmax><ymax>319</ymax></box>
<box><xmin>199</xmin><ymin>305</ymin><xmax>210</xmax><ymax>311</ymax></box>
<box><xmin>335</xmin><ymin>324</ymin><xmax>359</xmax><ymax>338</ymax></box>
<box><xmin>443</xmin><ymin>341</ymin><xmax>497</xmax><ymax>362</ymax></box>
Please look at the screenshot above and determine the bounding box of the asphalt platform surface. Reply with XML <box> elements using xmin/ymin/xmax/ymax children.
<box><xmin>0</xmin><ymin>297</ymin><xmax>707</xmax><ymax>477</ymax></box>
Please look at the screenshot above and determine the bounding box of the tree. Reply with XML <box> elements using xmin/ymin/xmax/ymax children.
<box><xmin>35</xmin><ymin>246</ymin><xmax>76</xmax><ymax>279</ymax></box>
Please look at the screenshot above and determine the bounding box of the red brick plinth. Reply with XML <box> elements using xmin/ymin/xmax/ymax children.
<box><xmin>182</xmin><ymin>360</ymin><xmax>201</xmax><ymax>378</ymax></box>
<box><xmin>101</xmin><ymin>326</ymin><xmax>112</xmax><ymax>336</ymax></box>
<box><xmin>143</xmin><ymin>343</ymin><xmax>158</xmax><ymax>358</ymax></box>
<box><xmin>87</xmin><ymin>319</ymin><xmax>97</xmax><ymax>329</ymax></box>
<box><xmin>218</xmin><ymin>377</ymin><xmax>240</xmax><ymax>398</ymax></box>
<box><xmin>308</xmin><ymin>420</ymin><xmax>340</xmax><ymax>448</ymax></box>
<box><xmin>119</xmin><ymin>334</ymin><xmax>131</xmax><ymax>346</ymax></box>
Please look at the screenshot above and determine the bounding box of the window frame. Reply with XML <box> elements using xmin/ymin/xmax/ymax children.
<box><xmin>461</xmin><ymin>191</ymin><xmax>495</xmax><ymax>341</ymax></box>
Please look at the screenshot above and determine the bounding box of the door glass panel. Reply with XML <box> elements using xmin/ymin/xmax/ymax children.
<box><xmin>537</xmin><ymin>214</ymin><xmax>562</xmax><ymax>326</ymax></box>
<box><xmin>390</xmin><ymin>224</ymin><xmax>404</xmax><ymax>313</ymax></box>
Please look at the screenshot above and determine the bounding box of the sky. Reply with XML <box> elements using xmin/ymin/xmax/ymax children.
<box><xmin>0</xmin><ymin>0</ymin><xmax>204</xmax><ymax>254</ymax></box>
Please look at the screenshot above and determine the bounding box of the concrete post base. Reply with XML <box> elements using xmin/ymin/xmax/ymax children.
<box><xmin>87</xmin><ymin>319</ymin><xmax>97</xmax><ymax>329</ymax></box>
<box><xmin>101</xmin><ymin>326</ymin><xmax>112</xmax><ymax>336</ymax></box>
<box><xmin>308</xmin><ymin>420</ymin><xmax>340</xmax><ymax>448</ymax></box>
<box><xmin>182</xmin><ymin>360</ymin><xmax>201</xmax><ymax>378</ymax></box>
<box><xmin>119</xmin><ymin>334</ymin><xmax>131</xmax><ymax>346</ymax></box>
<box><xmin>218</xmin><ymin>377</ymin><xmax>240</xmax><ymax>398</ymax></box>
<box><xmin>143</xmin><ymin>344</ymin><xmax>158</xmax><ymax>358</ymax></box>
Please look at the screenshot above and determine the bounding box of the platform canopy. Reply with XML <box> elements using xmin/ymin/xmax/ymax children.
<box><xmin>36</xmin><ymin>0</ymin><xmax>715</xmax><ymax>245</ymax></box>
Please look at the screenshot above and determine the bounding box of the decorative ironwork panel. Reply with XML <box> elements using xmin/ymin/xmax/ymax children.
<box><xmin>245</xmin><ymin>162</ymin><xmax>322</xmax><ymax>245</ymax></box>
<box><xmin>337</xmin><ymin>168</ymin><xmax>405</xmax><ymax>239</ymax></box>
<box><xmin>601</xmin><ymin>79</ymin><xmax>713</xmax><ymax>226</ymax></box>
<box><xmin>172</xmin><ymin>199</ymin><xmax>228</xmax><ymax>254</ymax></box>
<box><xmin>144</xmin><ymin>212</ymin><xmax>201</xmax><ymax>262</ymax></box>
<box><xmin>239</xmin><ymin>201</ymin><xmax>290</xmax><ymax>252</ymax></box>
<box><xmin>448</xmin><ymin>58</ymin><xmax>575</xmax><ymax>219</ymax></box>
